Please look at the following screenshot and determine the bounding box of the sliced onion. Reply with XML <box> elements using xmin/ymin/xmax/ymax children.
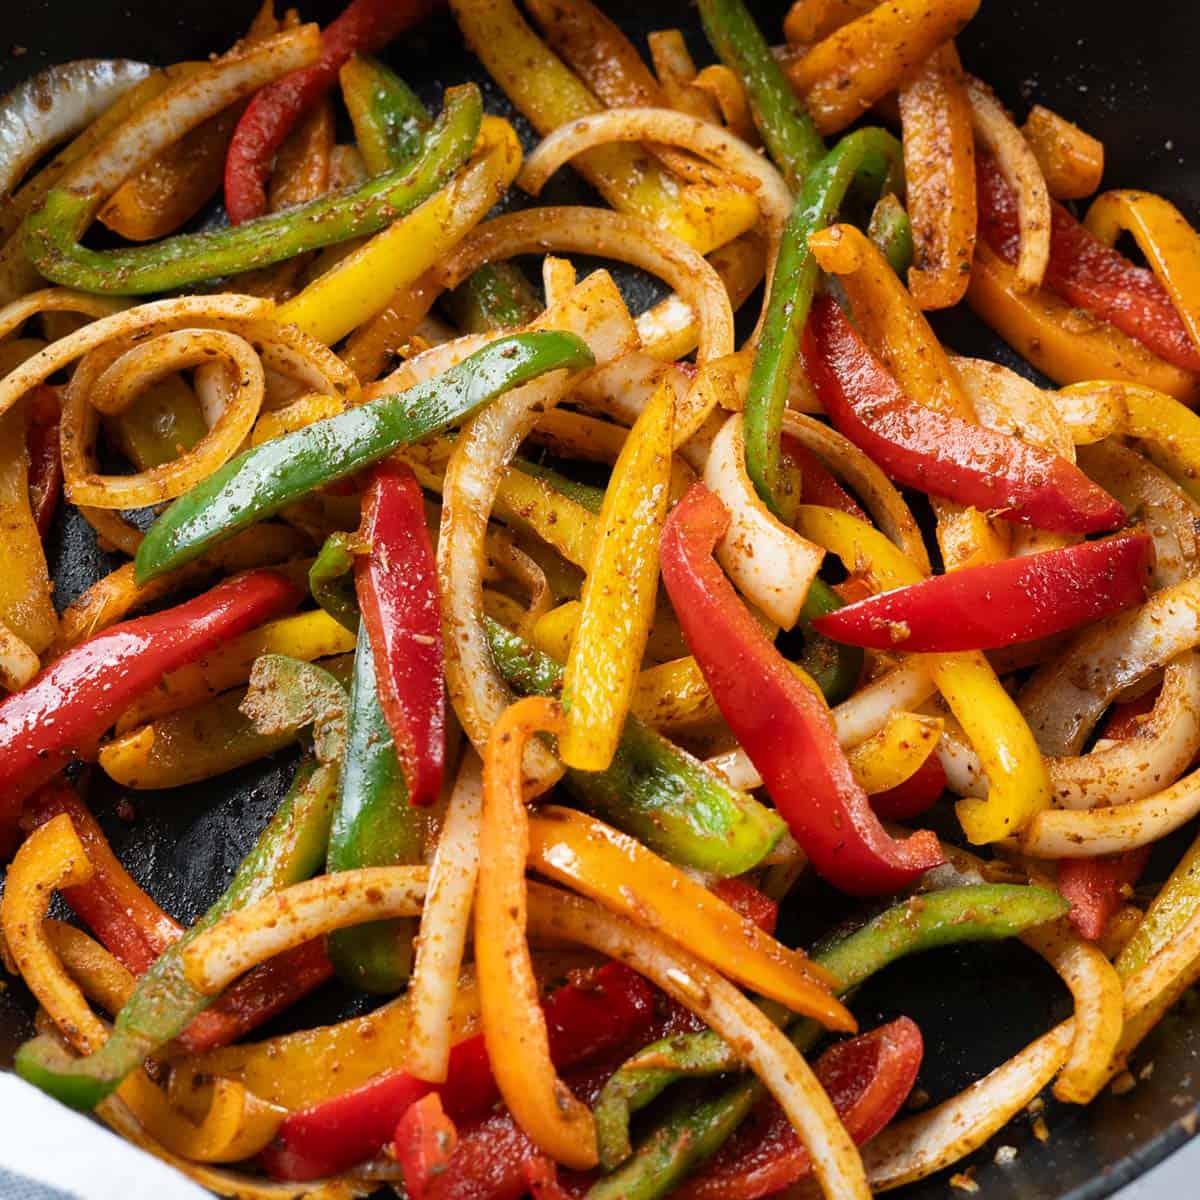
<box><xmin>1077</xmin><ymin>440</ymin><xmax>1200</xmax><ymax>588</ymax></box>
<box><xmin>1021</xmin><ymin>920</ymin><xmax>1124</xmax><ymax>1104</ymax></box>
<box><xmin>0</xmin><ymin>60</ymin><xmax>152</xmax><ymax>196</ymax></box>
<box><xmin>523</xmin><ymin>882</ymin><xmax>871</xmax><ymax>1200</ymax></box>
<box><xmin>703</xmin><ymin>413</ymin><xmax>824</xmax><ymax>629</ymax></box>
<box><xmin>781</xmin><ymin>412</ymin><xmax>932</xmax><ymax>573</ymax></box>
<box><xmin>519</xmin><ymin>108</ymin><xmax>790</xmax><ymax>236</ymax></box>
<box><xmin>1020</xmin><ymin>575</ymin><xmax>1200</xmax><ymax>755</ymax></box>
<box><xmin>440</xmin><ymin>272</ymin><xmax>637</xmax><ymax>784</ymax></box>
<box><xmin>966</xmin><ymin>76</ymin><xmax>1051</xmax><ymax>291</ymax></box>
<box><xmin>406</xmin><ymin>752</ymin><xmax>484</xmax><ymax>1084</ymax></box>
<box><xmin>0</xmin><ymin>618</ymin><xmax>41</xmax><ymax>692</ymax></box>
<box><xmin>0</xmin><ymin>288</ymin><xmax>128</xmax><ymax>339</ymax></box>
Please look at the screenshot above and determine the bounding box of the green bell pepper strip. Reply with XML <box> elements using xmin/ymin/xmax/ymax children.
<box><xmin>590</xmin><ymin>883</ymin><xmax>1069</xmax><ymax>1186</ymax></box>
<box><xmin>868</xmin><ymin>191</ymin><xmax>916</xmax><ymax>277</ymax></box>
<box><xmin>696</xmin><ymin>0</ymin><xmax>825</xmax><ymax>193</ymax></box>
<box><xmin>310</xmin><ymin>533</ymin><xmax>362</xmax><ymax>635</ymax></box>
<box><xmin>512</xmin><ymin>457</ymin><xmax>605</xmax><ymax>513</ymax></box>
<box><xmin>325</xmin><ymin>621</ymin><xmax>425</xmax><ymax>993</ymax></box>
<box><xmin>796</xmin><ymin>578</ymin><xmax>863</xmax><ymax>705</ymax></box>
<box><xmin>486</xmin><ymin>620</ymin><xmax>784</xmax><ymax>875</ymax></box>
<box><xmin>24</xmin><ymin>84</ymin><xmax>483</xmax><ymax>297</ymax></box>
<box><xmin>134</xmin><ymin>330</ymin><xmax>596</xmax><ymax>583</ymax></box>
<box><xmin>341</xmin><ymin>55</ymin><xmax>541</xmax><ymax>336</ymax></box>
<box><xmin>1117</xmin><ymin>827</ymin><xmax>1200</xmax><ymax>979</ymax></box>
<box><xmin>107</xmin><ymin>381</ymin><xmax>208</xmax><ymax>471</ymax></box>
<box><xmin>744</xmin><ymin>127</ymin><xmax>904</xmax><ymax>517</ymax></box>
<box><xmin>14</xmin><ymin>657</ymin><xmax>348</xmax><ymax>1111</ymax></box>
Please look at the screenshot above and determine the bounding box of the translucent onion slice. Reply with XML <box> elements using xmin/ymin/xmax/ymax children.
<box><xmin>703</xmin><ymin>412</ymin><xmax>825</xmax><ymax>629</ymax></box>
<box><xmin>0</xmin><ymin>289</ymin><xmax>129</xmax><ymax>339</ymax></box>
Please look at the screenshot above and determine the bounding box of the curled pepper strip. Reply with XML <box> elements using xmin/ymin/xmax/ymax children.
<box><xmin>560</xmin><ymin>380</ymin><xmax>674</xmax><ymax>771</ymax></box>
<box><xmin>26</xmin><ymin>84</ymin><xmax>481</xmax><ymax>296</ymax></box>
<box><xmin>660</xmin><ymin>483</ymin><xmax>943</xmax><ymax>895</ymax></box>
<box><xmin>743</xmin><ymin>126</ymin><xmax>902</xmax><ymax>517</ymax></box>
<box><xmin>477</xmin><ymin>695</ymin><xmax>598</xmax><ymax>1169</ymax></box>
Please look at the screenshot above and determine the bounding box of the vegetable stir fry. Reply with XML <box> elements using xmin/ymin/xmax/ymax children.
<box><xmin>3</xmin><ymin>0</ymin><xmax>1200</xmax><ymax>1196</ymax></box>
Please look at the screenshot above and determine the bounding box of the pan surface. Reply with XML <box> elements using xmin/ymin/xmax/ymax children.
<box><xmin>2</xmin><ymin>2</ymin><xmax>1199</xmax><ymax>1197</ymax></box>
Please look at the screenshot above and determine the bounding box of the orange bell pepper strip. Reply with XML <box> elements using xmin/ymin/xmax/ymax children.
<box><xmin>967</xmin><ymin>240</ymin><xmax>1199</xmax><ymax>402</ymax></box>
<box><xmin>1084</xmin><ymin>189</ymin><xmax>1200</xmax><ymax>364</ymax></box>
<box><xmin>477</xmin><ymin>695</ymin><xmax>597</xmax><ymax>1169</ymax></box>
<box><xmin>527</xmin><ymin>807</ymin><xmax>848</xmax><ymax>1024</ymax></box>
<box><xmin>898</xmin><ymin>42</ymin><xmax>977</xmax><ymax>310</ymax></box>
<box><xmin>1022</xmin><ymin>105</ymin><xmax>1104</xmax><ymax>201</ymax></box>
<box><xmin>781</xmin><ymin>0</ymin><xmax>980</xmax><ymax>135</ymax></box>
<box><xmin>793</xmin><ymin>503</ymin><xmax>1052</xmax><ymax>844</ymax></box>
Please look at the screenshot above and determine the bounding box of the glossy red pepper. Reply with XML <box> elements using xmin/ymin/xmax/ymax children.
<box><xmin>223</xmin><ymin>0</ymin><xmax>436</xmax><ymax>223</ymax></box>
<box><xmin>785</xmin><ymin>438</ymin><xmax>867</xmax><ymax>521</ymax></box>
<box><xmin>805</xmin><ymin>294</ymin><xmax>1126</xmax><ymax>534</ymax></box>
<box><xmin>660</xmin><ymin>484</ymin><xmax>943</xmax><ymax>896</ymax></box>
<box><xmin>977</xmin><ymin>153</ymin><xmax>1200</xmax><ymax>374</ymax></box>
<box><xmin>868</xmin><ymin>752</ymin><xmax>947</xmax><ymax>821</ymax></box>
<box><xmin>678</xmin><ymin>1016</ymin><xmax>924</xmax><ymax>1200</ymax></box>
<box><xmin>396</xmin><ymin>1093</ymin><xmax>460</xmax><ymax>1200</ymax></box>
<box><xmin>355</xmin><ymin>462</ymin><xmax>444</xmax><ymax>807</ymax></box>
<box><xmin>523</xmin><ymin>1158</ymin><xmax>579</xmax><ymax>1200</ymax></box>
<box><xmin>812</xmin><ymin>534</ymin><xmax>1151</xmax><ymax>653</ymax></box>
<box><xmin>0</xmin><ymin>570</ymin><xmax>299</xmax><ymax>843</ymax></box>
<box><xmin>26</xmin><ymin>385</ymin><xmax>62</xmax><ymax>539</ymax></box>
<box><xmin>262</xmin><ymin>962</ymin><xmax>656</xmax><ymax>1180</ymax></box>
<box><xmin>710</xmin><ymin>877</ymin><xmax>779</xmax><ymax>935</ymax></box>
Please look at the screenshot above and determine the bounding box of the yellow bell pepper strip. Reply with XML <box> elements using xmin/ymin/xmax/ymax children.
<box><xmin>489</xmin><ymin>619</ymin><xmax>784</xmax><ymax>875</ymax></box>
<box><xmin>781</xmin><ymin>0</ymin><xmax>980</xmax><ymax>136</ymax></box>
<box><xmin>276</xmin><ymin>113</ymin><xmax>521</xmax><ymax>344</ymax></box>
<box><xmin>845</xmin><ymin>712</ymin><xmax>943</xmax><ymax>796</ymax></box>
<box><xmin>477</xmin><ymin>694</ymin><xmax>598</xmax><ymax>1170</ymax></box>
<box><xmin>0</xmin><ymin>400</ymin><xmax>57</xmax><ymax>654</ymax></box>
<box><xmin>661</xmin><ymin>483</ymin><xmax>943</xmax><ymax>894</ymax></box>
<box><xmin>44</xmin><ymin>921</ymin><xmax>136</xmax><ymax>1017</ymax></box>
<box><xmin>793</xmin><ymin>503</ymin><xmax>1052</xmax><ymax>844</ymax></box>
<box><xmin>1084</xmin><ymin>189</ymin><xmax>1200</xmax><ymax>362</ymax></box>
<box><xmin>696</xmin><ymin>0</ymin><xmax>825</xmax><ymax>192</ymax></box>
<box><xmin>968</xmin><ymin>240</ymin><xmax>1199</xmax><ymax>401</ymax></box>
<box><xmin>560</xmin><ymin>381</ymin><xmax>674</xmax><ymax>771</ymax></box>
<box><xmin>115</xmin><ymin>609</ymin><xmax>357</xmax><ymax>732</ymax></box>
<box><xmin>134</xmin><ymin>331</ymin><xmax>594</xmax><ymax>582</ymax></box>
<box><xmin>898</xmin><ymin>42</ymin><xmax>977</xmax><ymax>310</ymax></box>
<box><xmin>743</xmin><ymin>127</ymin><xmax>903</xmax><ymax>516</ymax></box>
<box><xmin>1022</xmin><ymin>104</ymin><xmax>1104</xmax><ymax>201</ymax></box>
<box><xmin>450</xmin><ymin>0</ymin><xmax>757</xmax><ymax>254</ymax></box>
<box><xmin>528</xmin><ymin>807</ymin><xmax>848</xmax><ymax>1025</ymax></box>
<box><xmin>25</xmin><ymin>85</ymin><xmax>482</xmax><ymax>296</ymax></box>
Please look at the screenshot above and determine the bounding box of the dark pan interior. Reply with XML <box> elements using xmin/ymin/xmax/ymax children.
<box><xmin>2</xmin><ymin>2</ymin><xmax>1200</xmax><ymax>1197</ymax></box>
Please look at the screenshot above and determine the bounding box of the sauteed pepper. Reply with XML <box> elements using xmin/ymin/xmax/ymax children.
<box><xmin>15</xmin><ymin>657</ymin><xmax>347</xmax><ymax>1109</ymax></box>
<box><xmin>486</xmin><ymin>620</ymin><xmax>784</xmax><ymax>876</ymax></box>
<box><xmin>26</xmin><ymin>85</ymin><xmax>481</xmax><ymax>296</ymax></box>
<box><xmin>0</xmin><ymin>570</ymin><xmax>298</xmax><ymax>842</ymax></box>
<box><xmin>806</xmin><ymin>293</ymin><xmax>1126</xmax><ymax>533</ymax></box>
<box><xmin>263</xmin><ymin>963</ymin><xmax>656</xmax><ymax>1180</ymax></box>
<box><xmin>26</xmin><ymin>385</ymin><xmax>62</xmax><ymax>538</ymax></box>
<box><xmin>224</xmin><ymin>0</ymin><xmax>437</xmax><ymax>223</ymax></box>
<box><xmin>659</xmin><ymin>483</ymin><xmax>943</xmax><ymax>896</ymax></box>
<box><xmin>813</xmin><ymin>534</ymin><xmax>1152</xmax><ymax>652</ymax></box>
<box><xmin>742</xmin><ymin>127</ymin><xmax>903</xmax><ymax>516</ymax></box>
<box><xmin>593</xmin><ymin>883</ymin><xmax>1069</xmax><ymax>1193</ymax></box>
<box><xmin>135</xmin><ymin>331</ymin><xmax>595</xmax><ymax>581</ymax></box>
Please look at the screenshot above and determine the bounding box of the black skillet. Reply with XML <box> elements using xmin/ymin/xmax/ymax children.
<box><xmin>1</xmin><ymin>2</ymin><xmax>1199</xmax><ymax>1197</ymax></box>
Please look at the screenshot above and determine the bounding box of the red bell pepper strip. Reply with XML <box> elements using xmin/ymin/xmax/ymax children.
<box><xmin>396</xmin><ymin>1093</ymin><xmax>460</xmax><ymax>1200</ymax></box>
<box><xmin>262</xmin><ymin>962</ymin><xmax>656</xmax><ymax>1180</ymax></box>
<box><xmin>1055</xmin><ymin>691</ymin><xmax>1157</xmax><ymax>940</ymax></box>
<box><xmin>677</xmin><ymin>1016</ymin><xmax>924</xmax><ymax>1200</ymax></box>
<box><xmin>805</xmin><ymin>294</ymin><xmax>1126</xmax><ymax>534</ymax></box>
<box><xmin>977</xmin><ymin>153</ymin><xmax>1200</xmax><ymax>374</ymax></box>
<box><xmin>785</xmin><ymin>438</ymin><xmax>868</xmax><ymax>521</ymax></box>
<box><xmin>223</xmin><ymin>0</ymin><xmax>437</xmax><ymax>223</ymax></box>
<box><xmin>660</xmin><ymin>483</ymin><xmax>943</xmax><ymax>896</ymax></box>
<box><xmin>355</xmin><ymin>461</ymin><xmax>444</xmax><ymax>807</ymax></box>
<box><xmin>710</xmin><ymin>877</ymin><xmax>779</xmax><ymax>935</ymax></box>
<box><xmin>869</xmin><ymin>753</ymin><xmax>947</xmax><ymax>822</ymax></box>
<box><xmin>0</xmin><ymin>570</ymin><xmax>299</xmax><ymax>844</ymax></box>
<box><xmin>25</xmin><ymin>780</ymin><xmax>181</xmax><ymax>974</ymax></box>
<box><xmin>523</xmin><ymin>1158</ymin><xmax>580</xmax><ymax>1200</ymax></box>
<box><xmin>812</xmin><ymin>534</ymin><xmax>1151</xmax><ymax>653</ymax></box>
<box><xmin>26</xmin><ymin>385</ymin><xmax>62</xmax><ymax>539</ymax></box>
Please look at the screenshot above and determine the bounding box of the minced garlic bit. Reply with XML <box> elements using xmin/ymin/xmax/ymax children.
<box><xmin>1032</xmin><ymin>1115</ymin><xmax>1050</xmax><ymax>1142</ymax></box>
<box><xmin>994</xmin><ymin>1144</ymin><xmax>1019</xmax><ymax>1165</ymax></box>
<box><xmin>949</xmin><ymin>1170</ymin><xmax>981</xmax><ymax>1193</ymax></box>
